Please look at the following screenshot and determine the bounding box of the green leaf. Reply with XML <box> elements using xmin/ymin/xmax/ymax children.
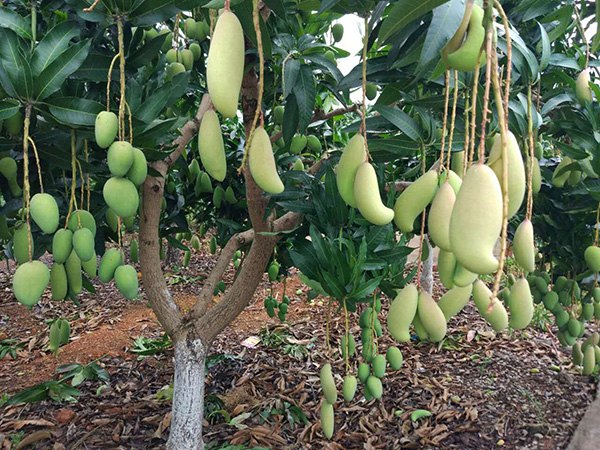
<box><xmin>73</xmin><ymin>51</ymin><xmax>119</xmax><ymax>82</ymax></box>
<box><xmin>293</xmin><ymin>65</ymin><xmax>316</xmax><ymax>132</ymax></box>
<box><xmin>379</xmin><ymin>0</ymin><xmax>447</xmax><ymax>42</ymax></box>
<box><xmin>31</xmin><ymin>21</ymin><xmax>80</xmax><ymax>75</ymax></box>
<box><xmin>536</xmin><ymin>21</ymin><xmax>551</xmax><ymax>71</ymax></box>
<box><xmin>282</xmin><ymin>93</ymin><xmax>299</xmax><ymax>145</ymax></box>
<box><xmin>129</xmin><ymin>0</ymin><xmax>197</xmax><ymax>27</ymax></box>
<box><xmin>126</xmin><ymin>34</ymin><xmax>166</xmax><ymax>69</ymax></box>
<box><xmin>46</xmin><ymin>97</ymin><xmax>104</xmax><ymax>127</ymax></box>
<box><xmin>375</xmin><ymin>105</ymin><xmax>423</xmax><ymax>142</ymax></box>
<box><xmin>418</xmin><ymin>0</ymin><xmax>463</xmax><ymax>71</ymax></box>
<box><xmin>35</xmin><ymin>40</ymin><xmax>91</xmax><ymax>101</ymax></box>
<box><xmin>283</xmin><ymin>58</ymin><xmax>300</xmax><ymax>98</ymax></box>
<box><xmin>0</xmin><ymin>28</ymin><xmax>30</xmax><ymax>99</ymax></box>
<box><xmin>0</xmin><ymin>99</ymin><xmax>20</xmax><ymax>120</ymax></box>
<box><xmin>203</xmin><ymin>0</ymin><xmax>244</xmax><ymax>7</ymax></box>
<box><xmin>234</xmin><ymin>0</ymin><xmax>272</xmax><ymax>58</ymax></box>
<box><xmin>0</xmin><ymin>7</ymin><xmax>31</xmax><ymax>40</ymax></box>
<box><xmin>133</xmin><ymin>72</ymin><xmax>189</xmax><ymax>123</ymax></box>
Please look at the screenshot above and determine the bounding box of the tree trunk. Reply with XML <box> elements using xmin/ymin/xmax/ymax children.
<box><xmin>167</xmin><ymin>336</ymin><xmax>207</xmax><ymax>450</ymax></box>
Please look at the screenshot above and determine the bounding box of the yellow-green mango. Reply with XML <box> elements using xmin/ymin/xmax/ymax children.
<box><xmin>342</xmin><ymin>375</ymin><xmax>357</xmax><ymax>402</ymax></box>
<box><xmin>103</xmin><ymin>177</ymin><xmax>139</xmax><ymax>218</ymax></box>
<box><xmin>428</xmin><ymin>181</ymin><xmax>456</xmax><ymax>250</ymax></box>
<box><xmin>336</xmin><ymin>134</ymin><xmax>366</xmax><ymax>207</ymax></box>
<box><xmin>13</xmin><ymin>260</ymin><xmax>49</xmax><ymax>306</ymax></box>
<box><xmin>82</xmin><ymin>251</ymin><xmax>97</xmax><ymax>278</ymax></box>
<box><xmin>95</xmin><ymin>111</ymin><xmax>118</xmax><ymax>149</ymax></box>
<box><xmin>473</xmin><ymin>280</ymin><xmax>508</xmax><ymax>332</ymax></box>
<box><xmin>178</xmin><ymin>48</ymin><xmax>194</xmax><ymax>71</ymax></box>
<box><xmin>354</xmin><ymin>162</ymin><xmax>394</xmax><ymax>226</ymax></box>
<box><xmin>372</xmin><ymin>354</ymin><xmax>386</xmax><ymax>378</ymax></box>
<box><xmin>189</xmin><ymin>42</ymin><xmax>201</xmax><ymax>61</ymax></box>
<box><xmin>487</xmin><ymin>132</ymin><xmax>525</xmax><ymax>219</ymax></box>
<box><xmin>188</xmin><ymin>159</ymin><xmax>201</xmax><ymax>183</ymax></box>
<box><xmin>582</xmin><ymin>344</ymin><xmax>596</xmax><ymax>375</ymax></box>
<box><xmin>127</xmin><ymin>147</ymin><xmax>148</xmax><ymax>186</ymax></box>
<box><xmin>451</xmin><ymin>151</ymin><xmax>466</xmax><ymax>178</ymax></box>
<box><xmin>166</xmin><ymin>48</ymin><xmax>178</xmax><ymax>63</ymax></box>
<box><xmin>552</xmin><ymin>156</ymin><xmax>572</xmax><ymax>188</ymax></box>
<box><xmin>393</xmin><ymin>170</ymin><xmax>438</xmax><ymax>233</ymax></box>
<box><xmin>30</xmin><ymin>193</ymin><xmax>59</xmax><ymax>235</ymax></box>
<box><xmin>13</xmin><ymin>223</ymin><xmax>32</xmax><ymax>265</ymax></box>
<box><xmin>99</xmin><ymin>248</ymin><xmax>124</xmax><ymax>282</ymax></box>
<box><xmin>357</xmin><ymin>362</ymin><xmax>370</xmax><ymax>383</ymax></box>
<box><xmin>206</xmin><ymin>11</ymin><xmax>245</xmax><ymax>118</ymax></box>
<box><xmin>440</xmin><ymin>169</ymin><xmax>463</xmax><ymax>194</ymax></box>
<box><xmin>417</xmin><ymin>290</ymin><xmax>447</xmax><ymax>342</ymax></box>
<box><xmin>248</xmin><ymin>127</ymin><xmax>284</xmax><ymax>194</ymax></box>
<box><xmin>449</xmin><ymin>164</ymin><xmax>502</xmax><ymax>274</ymax></box>
<box><xmin>437</xmin><ymin>249</ymin><xmax>456</xmax><ymax>289</ymax></box>
<box><xmin>513</xmin><ymin>219</ymin><xmax>535</xmax><ymax>273</ymax></box>
<box><xmin>73</xmin><ymin>228</ymin><xmax>95</xmax><ymax>262</ymax></box>
<box><xmin>572</xmin><ymin>342</ymin><xmax>584</xmax><ymax>366</ymax></box>
<box><xmin>585</xmin><ymin>245</ymin><xmax>600</xmax><ymax>272</ymax></box>
<box><xmin>166</xmin><ymin>62</ymin><xmax>186</xmax><ymax>81</ymax></box>
<box><xmin>115</xmin><ymin>264</ymin><xmax>138</xmax><ymax>300</ymax></box>
<box><xmin>320</xmin><ymin>402</ymin><xmax>334</xmax><ymax>439</ymax></box>
<box><xmin>108</xmin><ymin>141</ymin><xmax>134</xmax><ymax>177</ymax></box>
<box><xmin>68</xmin><ymin>210</ymin><xmax>97</xmax><ymax>236</ymax></box>
<box><xmin>198</xmin><ymin>110</ymin><xmax>226</xmax><ymax>182</ymax></box>
<box><xmin>50</xmin><ymin>263</ymin><xmax>68</xmax><ymax>300</ymax></box>
<box><xmin>290</xmin><ymin>134</ymin><xmax>307</xmax><ymax>154</ymax></box>
<box><xmin>576</xmin><ymin>68</ymin><xmax>593</xmax><ymax>104</ymax></box>
<box><xmin>568</xmin><ymin>169</ymin><xmax>582</xmax><ymax>186</ymax></box>
<box><xmin>320</xmin><ymin>363</ymin><xmax>337</xmax><ymax>404</ymax></box>
<box><xmin>52</xmin><ymin>229</ymin><xmax>72</xmax><ymax>264</ymax></box>
<box><xmin>130</xmin><ymin>239</ymin><xmax>139</xmax><ymax>263</ymax></box>
<box><xmin>0</xmin><ymin>157</ymin><xmax>22</xmax><ymax>197</ymax></box>
<box><xmin>445</xmin><ymin>4</ymin><xmax>485</xmax><ymax>72</ymax></box>
<box><xmin>438</xmin><ymin>284</ymin><xmax>472</xmax><ymax>321</ymax></box>
<box><xmin>386</xmin><ymin>346</ymin><xmax>403</xmax><ymax>370</ymax></box>
<box><xmin>387</xmin><ymin>283</ymin><xmax>418</xmax><ymax>343</ymax></box>
<box><xmin>530</xmin><ymin>157</ymin><xmax>541</xmax><ymax>194</ymax></box>
<box><xmin>453</xmin><ymin>263</ymin><xmax>478</xmax><ymax>287</ymax></box>
<box><xmin>308</xmin><ymin>135</ymin><xmax>322</xmax><ymax>152</ymax></box>
<box><xmin>366</xmin><ymin>375</ymin><xmax>382</xmax><ymax>400</ymax></box>
<box><xmin>65</xmin><ymin>250</ymin><xmax>82</xmax><ymax>295</ymax></box>
<box><xmin>412</xmin><ymin>314</ymin><xmax>429</xmax><ymax>340</ymax></box>
<box><xmin>508</xmin><ymin>278</ymin><xmax>534</xmax><ymax>329</ymax></box>
<box><xmin>441</xmin><ymin>0</ymin><xmax>474</xmax><ymax>65</ymax></box>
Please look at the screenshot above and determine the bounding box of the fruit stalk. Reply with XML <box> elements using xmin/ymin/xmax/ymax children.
<box><xmin>117</xmin><ymin>17</ymin><xmax>126</xmax><ymax>141</ymax></box>
<box><xmin>526</xmin><ymin>85</ymin><xmax>535</xmax><ymax>220</ymax></box>
<box><xmin>439</xmin><ymin>70</ymin><xmax>451</xmax><ymax>174</ymax></box>
<box><xmin>447</xmin><ymin>70</ymin><xmax>460</xmax><ymax>170</ymax></box>
<box><xmin>468</xmin><ymin>62</ymin><xmax>481</xmax><ymax>165</ymax></box>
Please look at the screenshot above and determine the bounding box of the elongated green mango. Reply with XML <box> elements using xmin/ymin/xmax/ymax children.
<box><xmin>336</xmin><ymin>134</ymin><xmax>366</xmax><ymax>207</ymax></box>
<box><xmin>52</xmin><ymin>229</ymin><xmax>72</xmax><ymax>264</ymax></box>
<box><xmin>393</xmin><ymin>170</ymin><xmax>438</xmax><ymax>233</ymax></box>
<box><xmin>453</xmin><ymin>263</ymin><xmax>478</xmax><ymax>287</ymax></box>
<box><xmin>82</xmin><ymin>251</ymin><xmax>97</xmax><ymax>278</ymax></box>
<box><xmin>572</xmin><ymin>342</ymin><xmax>584</xmax><ymax>366</ymax></box>
<box><xmin>95</xmin><ymin>111</ymin><xmax>118</xmax><ymax>149</ymax></box>
<box><xmin>99</xmin><ymin>248</ymin><xmax>124</xmax><ymax>282</ymax></box>
<box><xmin>386</xmin><ymin>346</ymin><xmax>403</xmax><ymax>370</ymax></box>
<box><xmin>30</xmin><ymin>193</ymin><xmax>59</xmax><ymax>234</ymax></box>
<box><xmin>417</xmin><ymin>290</ymin><xmax>447</xmax><ymax>342</ymax></box>
<box><xmin>442</xmin><ymin>170</ymin><xmax>463</xmax><ymax>194</ymax></box>
<box><xmin>473</xmin><ymin>280</ymin><xmax>508</xmax><ymax>332</ymax></box>
<box><xmin>248</xmin><ymin>127</ymin><xmax>284</xmax><ymax>194</ymax></box>
<box><xmin>530</xmin><ymin>157</ymin><xmax>542</xmax><ymax>194</ymax></box>
<box><xmin>366</xmin><ymin>375</ymin><xmax>382</xmax><ymax>400</ymax></box>
<box><xmin>428</xmin><ymin>181</ymin><xmax>455</xmax><ymax>251</ymax></box>
<box><xmin>320</xmin><ymin>363</ymin><xmax>337</xmax><ymax>404</ymax></box>
<box><xmin>508</xmin><ymin>278</ymin><xmax>534</xmax><ymax>329</ymax></box>
<box><xmin>412</xmin><ymin>314</ymin><xmax>429</xmax><ymax>341</ymax></box>
<box><xmin>103</xmin><ymin>177</ymin><xmax>139</xmax><ymax>218</ymax></box>
<box><xmin>320</xmin><ymin>402</ymin><xmax>334</xmax><ymax>439</ymax></box>
<box><xmin>387</xmin><ymin>283</ymin><xmax>418</xmax><ymax>342</ymax></box>
<box><xmin>576</xmin><ymin>68</ymin><xmax>593</xmax><ymax>104</ymax></box>
<box><xmin>354</xmin><ymin>162</ymin><xmax>394</xmax><ymax>226</ymax></box>
<box><xmin>107</xmin><ymin>141</ymin><xmax>134</xmax><ymax>177</ymax></box>
<box><xmin>73</xmin><ymin>228</ymin><xmax>95</xmax><ymax>262</ymax></box>
<box><xmin>65</xmin><ymin>250</ymin><xmax>82</xmax><ymax>295</ymax></box>
<box><xmin>488</xmin><ymin>132</ymin><xmax>525</xmax><ymax>218</ymax></box>
<box><xmin>582</xmin><ymin>344</ymin><xmax>596</xmax><ymax>375</ymax></box>
<box><xmin>0</xmin><ymin>157</ymin><xmax>22</xmax><ymax>197</ymax></box>
<box><xmin>13</xmin><ymin>260</ymin><xmax>49</xmax><ymax>306</ymax></box>
<box><xmin>441</xmin><ymin>0</ymin><xmax>474</xmax><ymax>65</ymax></box>
<box><xmin>198</xmin><ymin>110</ymin><xmax>226</xmax><ymax>182</ymax></box>
<box><xmin>437</xmin><ymin>249</ymin><xmax>456</xmax><ymax>289</ymax></box>
<box><xmin>585</xmin><ymin>245</ymin><xmax>600</xmax><ymax>272</ymax></box>
<box><xmin>438</xmin><ymin>284</ymin><xmax>472</xmax><ymax>321</ymax></box>
<box><xmin>451</xmin><ymin>151</ymin><xmax>466</xmax><ymax>178</ymax></box>
<box><xmin>50</xmin><ymin>263</ymin><xmax>68</xmax><ymax>300</ymax></box>
<box><xmin>450</xmin><ymin>164</ymin><xmax>502</xmax><ymax>274</ymax></box>
<box><xmin>552</xmin><ymin>156</ymin><xmax>572</xmax><ymax>188</ymax></box>
<box><xmin>115</xmin><ymin>264</ymin><xmax>138</xmax><ymax>299</ymax></box>
<box><xmin>127</xmin><ymin>147</ymin><xmax>148</xmax><ymax>186</ymax></box>
<box><xmin>445</xmin><ymin>4</ymin><xmax>485</xmax><ymax>72</ymax></box>
<box><xmin>513</xmin><ymin>219</ymin><xmax>535</xmax><ymax>273</ymax></box>
<box><xmin>342</xmin><ymin>375</ymin><xmax>357</xmax><ymax>402</ymax></box>
<box><xmin>206</xmin><ymin>11</ymin><xmax>244</xmax><ymax>118</ymax></box>
<box><xmin>13</xmin><ymin>223</ymin><xmax>32</xmax><ymax>265</ymax></box>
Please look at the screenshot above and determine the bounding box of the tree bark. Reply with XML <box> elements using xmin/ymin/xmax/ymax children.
<box><xmin>166</xmin><ymin>336</ymin><xmax>206</xmax><ymax>450</ymax></box>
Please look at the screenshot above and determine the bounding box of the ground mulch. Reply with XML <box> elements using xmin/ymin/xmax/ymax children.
<box><xmin>0</xmin><ymin>243</ymin><xmax>596</xmax><ymax>449</ymax></box>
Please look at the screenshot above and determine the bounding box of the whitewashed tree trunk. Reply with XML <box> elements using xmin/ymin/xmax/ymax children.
<box><xmin>420</xmin><ymin>236</ymin><xmax>434</xmax><ymax>295</ymax></box>
<box><xmin>167</xmin><ymin>338</ymin><xmax>206</xmax><ymax>450</ymax></box>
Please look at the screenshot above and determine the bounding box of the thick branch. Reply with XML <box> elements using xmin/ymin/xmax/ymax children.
<box><xmin>270</xmin><ymin>104</ymin><xmax>359</xmax><ymax>143</ymax></box>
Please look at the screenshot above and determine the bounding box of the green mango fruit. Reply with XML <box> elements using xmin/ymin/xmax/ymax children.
<box><xmin>572</xmin><ymin>342</ymin><xmax>584</xmax><ymax>365</ymax></box>
<box><xmin>451</xmin><ymin>151</ymin><xmax>465</xmax><ymax>178</ymax></box>
<box><xmin>166</xmin><ymin>48</ymin><xmax>178</xmax><ymax>63</ymax></box>
<box><xmin>52</xmin><ymin>229</ymin><xmax>73</xmax><ymax>264</ymax></box>
<box><xmin>438</xmin><ymin>284</ymin><xmax>472</xmax><ymax>321</ymax></box>
<box><xmin>552</xmin><ymin>157</ymin><xmax>572</xmax><ymax>188</ymax></box>
<box><xmin>94</xmin><ymin>111</ymin><xmax>118</xmax><ymax>149</ymax></box>
<box><xmin>393</xmin><ymin>170</ymin><xmax>438</xmax><ymax>233</ymax></box>
<box><xmin>183</xmin><ymin>250</ymin><xmax>191</xmax><ymax>267</ymax></box>
<box><xmin>508</xmin><ymin>278</ymin><xmax>534</xmax><ymax>329</ymax></box>
<box><xmin>166</xmin><ymin>62</ymin><xmax>186</xmax><ymax>81</ymax></box>
<box><xmin>342</xmin><ymin>375</ymin><xmax>357</xmax><ymax>402</ymax></box>
<box><xmin>340</xmin><ymin>334</ymin><xmax>356</xmax><ymax>359</ymax></box>
<box><xmin>354</xmin><ymin>162</ymin><xmax>394</xmax><ymax>226</ymax></box>
<box><xmin>290</xmin><ymin>135</ymin><xmax>307</xmax><ymax>154</ymax></box>
<box><xmin>445</xmin><ymin>4</ymin><xmax>486</xmax><ymax>72</ymax></box>
<box><xmin>582</xmin><ymin>344</ymin><xmax>596</xmax><ymax>375</ymax></box>
<box><xmin>82</xmin><ymin>251</ymin><xmax>97</xmax><ymax>278</ymax></box>
<box><xmin>213</xmin><ymin>186</ymin><xmax>225</xmax><ymax>208</ymax></box>
<box><xmin>49</xmin><ymin>318</ymin><xmax>70</xmax><ymax>353</ymax></box>
<box><xmin>73</xmin><ymin>228</ymin><xmax>95</xmax><ymax>262</ymax></box>
<box><xmin>473</xmin><ymin>280</ymin><xmax>508</xmax><ymax>332</ymax></box>
<box><xmin>576</xmin><ymin>68</ymin><xmax>593</xmax><ymax>104</ymax></box>
<box><xmin>107</xmin><ymin>141</ymin><xmax>134</xmax><ymax>177</ymax></box>
<box><xmin>50</xmin><ymin>263</ymin><xmax>68</xmax><ymax>301</ymax></box>
<box><xmin>188</xmin><ymin>159</ymin><xmax>201</xmax><ymax>183</ymax></box>
<box><xmin>357</xmin><ymin>363</ymin><xmax>370</xmax><ymax>383</ymax></box>
<box><xmin>114</xmin><ymin>264</ymin><xmax>138</xmax><ymax>300</ymax></box>
<box><xmin>306</xmin><ymin>135</ymin><xmax>322</xmax><ymax>152</ymax></box>
<box><xmin>273</xmin><ymin>105</ymin><xmax>284</xmax><ymax>125</ymax></box>
<box><xmin>320</xmin><ymin>402</ymin><xmax>334</xmax><ymax>439</ymax></box>
<box><xmin>585</xmin><ymin>245</ymin><xmax>600</xmax><ymax>272</ymax></box>
<box><xmin>387</xmin><ymin>283</ymin><xmax>418</xmax><ymax>343</ymax></box>
<box><xmin>365</xmin><ymin>83</ymin><xmax>377</xmax><ymax>101</ymax></box>
<box><xmin>417</xmin><ymin>290</ymin><xmax>447</xmax><ymax>342</ymax></box>
<box><xmin>513</xmin><ymin>219</ymin><xmax>535</xmax><ymax>273</ymax></box>
<box><xmin>13</xmin><ymin>260</ymin><xmax>49</xmax><ymax>306</ymax></box>
<box><xmin>542</xmin><ymin>292</ymin><xmax>559</xmax><ymax>311</ymax></box>
<box><xmin>68</xmin><ymin>210</ymin><xmax>97</xmax><ymax>235</ymax></box>
<box><xmin>189</xmin><ymin>42</ymin><xmax>201</xmax><ymax>61</ymax></box>
<box><xmin>129</xmin><ymin>239</ymin><xmax>139</xmax><ymax>263</ymax></box>
<box><xmin>331</xmin><ymin>23</ymin><xmax>344</xmax><ymax>42</ymax></box>
<box><xmin>440</xmin><ymin>0</ymin><xmax>474</xmax><ymax>65</ymax></box>
<box><xmin>103</xmin><ymin>177</ymin><xmax>139</xmax><ymax>218</ymax></box>
<box><xmin>65</xmin><ymin>250</ymin><xmax>82</xmax><ymax>295</ymax></box>
<box><xmin>428</xmin><ymin>181</ymin><xmax>455</xmax><ymax>251</ymax></box>
<box><xmin>225</xmin><ymin>186</ymin><xmax>237</xmax><ymax>204</ymax></box>
<box><xmin>453</xmin><ymin>263</ymin><xmax>478</xmax><ymax>287</ymax></box>
<box><xmin>206</xmin><ymin>11</ymin><xmax>245</xmax><ymax>118</ymax></box>
<box><xmin>29</xmin><ymin>193</ymin><xmax>59</xmax><ymax>234</ymax></box>
<box><xmin>248</xmin><ymin>127</ymin><xmax>284</xmax><ymax>194</ymax></box>
<box><xmin>198</xmin><ymin>110</ymin><xmax>226</xmax><ymax>182</ymax></box>
<box><xmin>437</xmin><ymin>249</ymin><xmax>456</xmax><ymax>289</ymax></box>
<box><xmin>99</xmin><ymin>248</ymin><xmax>124</xmax><ymax>282</ymax></box>
<box><xmin>386</xmin><ymin>346</ymin><xmax>403</xmax><ymax>370</ymax></box>
<box><xmin>530</xmin><ymin>157</ymin><xmax>542</xmax><ymax>194</ymax></box>
<box><xmin>127</xmin><ymin>147</ymin><xmax>148</xmax><ymax>186</ymax></box>
<box><xmin>336</xmin><ymin>134</ymin><xmax>366</xmax><ymax>207</ymax></box>
<box><xmin>372</xmin><ymin>354</ymin><xmax>386</xmax><ymax>378</ymax></box>
<box><xmin>13</xmin><ymin>223</ymin><xmax>33</xmax><ymax>265</ymax></box>
<box><xmin>320</xmin><ymin>363</ymin><xmax>337</xmax><ymax>404</ymax></box>
<box><xmin>0</xmin><ymin>157</ymin><xmax>22</xmax><ymax>197</ymax></box>
<box><xmin>366</xmin><ymin>375</ymin><xmax>382</xmax><ymax>400</ymax></box>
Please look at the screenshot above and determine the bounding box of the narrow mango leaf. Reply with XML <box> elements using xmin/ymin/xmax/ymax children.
<box><xmin>0</xmin><ymin>7</ymin><xmax>31</xmax><ymax>40</ymax></box>
<box><xmin>0</xmin><ymin>99</ymin><xmax>20</xmax><ymax>120</ymax></box>
<box><xmin>379</xmin><ymin>0</ymin><xmax>447</xmax><ymax>42</ymax></box>
<box><xmin>31</xmin><ymin>21</ymin><xmax>80</xmax><ymax>74</ymax></box>
<box><xmin>47</xmin><ymin>97</ymin><xmax>104</xmax><ymax>127</ymax></box>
